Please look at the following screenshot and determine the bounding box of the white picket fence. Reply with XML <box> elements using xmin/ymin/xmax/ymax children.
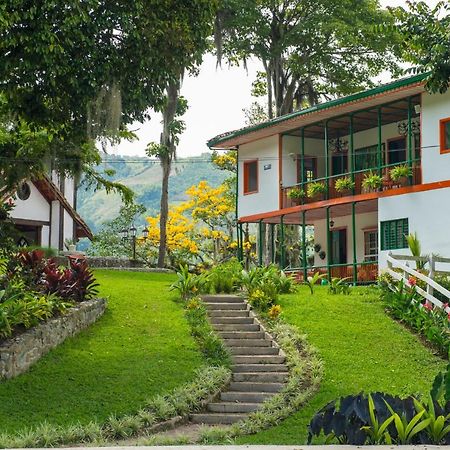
<box><xmin>386</xmin><ymin>252</ymin><xmax>450</xmax><ymax>311</ymax></box>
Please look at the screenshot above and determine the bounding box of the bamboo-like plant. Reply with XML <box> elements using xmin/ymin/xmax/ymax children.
<box><xmin>307</xmin><ymin>182</ymin><xmax>327</xmax><ymax>199</ymax></box>
<box><xmin>288</xmin><ymin>187</ymin><xmax>306</xmax><ymax>201</ymax></box>
<box><xmin>362</xmin><ymin>171</ymin><xmax>383</xmax><ymax>192</ymax></box>
<box><xmin>390</xmin><ymin>164</ymin><xmax>412</xmax><ymax>182</ymax></box>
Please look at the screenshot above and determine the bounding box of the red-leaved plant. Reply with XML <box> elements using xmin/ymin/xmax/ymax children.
<box><xmin>42</xmin><ymin>257</ymin><xmax>99</xmax><ymax>302</ymax></box>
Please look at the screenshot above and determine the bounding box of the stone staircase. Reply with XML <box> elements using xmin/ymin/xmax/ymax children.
<box><xmin>190</xmin><ymin>294</ymin><xmax>288</xmax><ymax>425</ymax></box>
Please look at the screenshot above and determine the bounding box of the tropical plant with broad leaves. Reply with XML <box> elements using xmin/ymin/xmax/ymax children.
<box><xmin>304</xmin><ymin>272</ymin><xmax>327</xmax><ymax>295</ymax></box>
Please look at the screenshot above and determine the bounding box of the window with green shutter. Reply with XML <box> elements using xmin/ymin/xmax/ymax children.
<box><xmin>381</xmin><ymin>219</ymin><xmax>409</xmax><ymax>250</ymax></box>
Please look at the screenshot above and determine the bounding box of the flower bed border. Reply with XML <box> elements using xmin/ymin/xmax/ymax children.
<box><xmin>0</xmin><ymin>298</ymin><xmax>106</xmax><ymax>380</ymax></box>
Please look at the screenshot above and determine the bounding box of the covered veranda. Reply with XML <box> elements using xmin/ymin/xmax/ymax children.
<box><xmin>236</xmin><ymin>196</ymin><xmax>379</xmax><ymax>284</ymax></box>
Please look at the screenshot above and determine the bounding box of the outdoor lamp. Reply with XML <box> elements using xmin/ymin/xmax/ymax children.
<box><xmin>142</xmin><ymin>227</ymin><xmax>149</xmax><ymax>239</ymax></box>
<box><xmin>130</xmin><ymin>226</ymin><xmax>137</xmax><ymax>238</ymax></box>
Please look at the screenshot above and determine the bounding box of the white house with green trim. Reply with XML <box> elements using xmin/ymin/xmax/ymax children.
<box><xmin>208</xmin><ymin>74</ymin><xmax>450</xmax><ymax>282</ymax></box>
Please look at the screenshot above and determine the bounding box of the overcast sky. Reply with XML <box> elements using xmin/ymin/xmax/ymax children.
<box><xmin>115</xmin><ymin>0</ymin><xmax>440</xmax><ymax>158</ymax></box>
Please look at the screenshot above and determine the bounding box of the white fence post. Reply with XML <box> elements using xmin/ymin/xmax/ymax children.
<box><xmin>427</xmin><ymin>254</ymin><xmax>435</xmax><ymax>297</ymax></box>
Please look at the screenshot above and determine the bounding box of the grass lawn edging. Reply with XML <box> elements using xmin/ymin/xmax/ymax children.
<box><xmin>0</xmin><ymin>297</ymin><xmax>106</xmax><ymax>380</ymax></box>
<box><xmin>0</xmin><ymin>365</ymin><xmax>230</xmax><ymax>448</ymax></box>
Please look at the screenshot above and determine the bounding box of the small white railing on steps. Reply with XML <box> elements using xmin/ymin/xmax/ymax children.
<box><xmin>386</xmin><ymin>252</ymin><xmax>450</xmax><ymax>312</ymax></box>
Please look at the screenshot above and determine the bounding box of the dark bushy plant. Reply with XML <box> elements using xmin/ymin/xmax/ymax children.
<box><xmin>308</xmin><ymin>366</ymin><xmax>450</xmax><ymax>445</ymax></box>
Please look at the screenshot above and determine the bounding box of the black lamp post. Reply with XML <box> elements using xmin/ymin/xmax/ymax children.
<box><xmin>121</xmin><ymin>225</ymin><xmax>149</xmax><ymax>260</ymax></box>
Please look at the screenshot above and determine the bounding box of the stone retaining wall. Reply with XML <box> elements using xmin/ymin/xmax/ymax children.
<box><xmin>0</xmin><ymin>298</ymin><xmax>106</xmax><ymax>380</ymax></box>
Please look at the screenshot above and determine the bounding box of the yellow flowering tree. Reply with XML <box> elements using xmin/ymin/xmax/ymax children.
<box><xmin>145</xmin><ymin>203</ymin><xmax>198</xmax><ymax>267</ymax></box>
<box><xmin>185</xmin><ymin>180</ymin><xmax>235</xmax><ymax>263</ymax></box>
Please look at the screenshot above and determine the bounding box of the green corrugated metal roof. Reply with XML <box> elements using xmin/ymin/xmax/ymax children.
<box><xmin>207</xmin><ymin>72</ymin><xmax>429</xmax><ymax>148</ymax></box>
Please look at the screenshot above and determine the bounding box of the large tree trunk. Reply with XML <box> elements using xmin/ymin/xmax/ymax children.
<box><xmin>157</xmin><ymin>78</ymin><xmax>181</xmax><ymax>268</ymax></box>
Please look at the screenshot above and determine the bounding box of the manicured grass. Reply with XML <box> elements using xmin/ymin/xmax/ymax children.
<box><xmin>0</xmin><ymin>270</ymin><xmax>203</xmax><ymax>434</ymax></box>
<box><xmin>237</xmin><ymin>285</ymin><xmax>446</xmax><ymax>445</ymax></box>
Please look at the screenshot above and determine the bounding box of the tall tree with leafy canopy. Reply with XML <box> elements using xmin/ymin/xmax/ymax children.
<box><xmin>390</xmin><ymin>1</ymin><xmax>450</xmax><ymax>94</ymax></box>
<box><xmin>215</xmin><ymin>0</ymin><xmax>401</xmax><ymax>118</ymax></box>
<box><xmin>146</xmin><ymin>1</ymin><xmax>218</xmax><ymax>268</ymax></box>
<box><xmin>0</xmin><ymin>0</ymin><xmax>216</xmax><ymax>203</ymax></box>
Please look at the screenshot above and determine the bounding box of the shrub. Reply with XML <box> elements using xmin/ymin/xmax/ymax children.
<box><xmin>335</xmin><ymin>176</ymin><xmax>355</xmax><ymax>193</ymax></box>
<box><xmin>248</xmin><ymin>288</ymin><xmax>274</xmax><ymax>311</ymax></box>
<box><xmin>328</xmin><ymin>277</ymin><xmax>351</xmax><ymax>295</ymax></box>
<box><xmin>184</xmin><ymin>297</ymin><xmax>230</xmax><ymax>366</ymax></box>
<box><xmin>362</xmin><ymin>171</ymin><xmax>383</xmax><ymax>192</ymax></box>
<box><xmin>390</xmin><ymin>164</ymin><xmax>412</xmax><ymax>182</ymax></box>
<box><xmin>268</xmin><ymin>304</ymin><xmax>282</xmax><ymax>320</ymax></box>
<box><xmin>206</xmin><ymin>258</ymin><xmax>243</xmax><ymax>294</ymax></box>
<box><xmin>170</xmin><ymin>265</ymin><xmax>207</xmax><ymax>300</ymax></box>
<box><xmin>307</xmin><ymin>181</ymin><xmax>327</xmax><ymax>198</ymax></box>
<box><xmin>287</xmin><ymin>187</ymin><xmax>306</xmax><ymax>200</ymax></box>
<box><xmin>381</xmin><ymin>278</ymin><xmax>450</xmax><ymax>356</ymax></box>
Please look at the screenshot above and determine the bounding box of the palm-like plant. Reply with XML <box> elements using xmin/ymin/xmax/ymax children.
<box><xmin>406</xmin><ymin>232</ymin><xmax>427</xmax><ymax>270</ymax></box>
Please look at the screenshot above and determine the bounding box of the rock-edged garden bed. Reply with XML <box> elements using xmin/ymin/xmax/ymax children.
<box><xmin>0</xmin><ymin>297</ymin><xmax>106</xmax><ymax>380</ymax></box>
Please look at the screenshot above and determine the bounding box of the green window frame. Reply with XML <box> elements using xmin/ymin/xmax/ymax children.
<box><xmin>381</xmin><ymin>218</ymin><xmax>409</xmax><ymax>250</ymax></box>
<box><xmin>354</xmin><ymin>144</ymin><xmax>385</xmax><ymax>172</ymax></box>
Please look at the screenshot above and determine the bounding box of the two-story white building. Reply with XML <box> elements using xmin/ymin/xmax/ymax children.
<box><xmin>10</xmin><ymin>174</ymin><xmax>92</xmax><ymax>251</ymax></box>
<box><xmin>208</xmin><ymin>73</ymin><xmax>450</xmax><ymax>282</ymax></box>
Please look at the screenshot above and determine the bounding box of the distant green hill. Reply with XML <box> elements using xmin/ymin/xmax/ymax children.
<box><xmin>77</xmin><ymin>154</ymin><xmax>228</xmax><ymax>233</ymax></box>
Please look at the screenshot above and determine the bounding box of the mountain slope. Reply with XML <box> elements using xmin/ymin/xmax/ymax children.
<box><xmin>77</xmin><ymin>154</ymin><xmax>228</xmax><ymax>233</ymax></box>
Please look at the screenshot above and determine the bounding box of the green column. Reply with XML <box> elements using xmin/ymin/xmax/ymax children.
<box><xmin>407</xmin><ymin>96</ymin><xmax>413</xmax><ymax>184</ymax></box>
<box><xmin>326</xmin><ymin>207</ymin><xmax>331</xmax><ymax>281</ymax></box>
<box><xmin>301</xmin><ymin>127</ymin><xmax>305</xmax><ymax>202</ymax></box>
<box><xmin>258</xmin><ymin>220</ymin><xmax>263</xmax><ymax>267</ymax></box>
<box><xmin>235</xmin><ymin>146</ymin><xmax>241</xmax><ymax>261</ymax></box>
<box><xmin>302</xmin><ymin>210</ymin><xmax>307</xmax><ymax>282</ymax></box>
<box><xmin>238</xmin><ymin>223</ymin><xmax>244</xmax><ymax>262</ymax></box>
<box><xmin>352</xmin><ymin>202</ymin><xmax>357</xmax><ymax>285</ymax></box>
<box><xmin>271</xmin><ymin>223</ymin><xmax>275</xmax><ymax>263</ymax></box>
<box><xmin>324</xmin><ymin>121</ymin><xmax>329</xmax><ymax>199</ymax></box>
<box><xmin>377</xmin><ymin>107</ymin><xmax>382</xmax><ymax>177</ymax></box>
<box><xmin>280</xmin><ymin>215</ymin><xmax>285</xmax><ymax>269</ymax></box>
<box><xmin>349</xmin><ymin>114</ymin><xmax>355</xmax><ymax>190</ymax></box>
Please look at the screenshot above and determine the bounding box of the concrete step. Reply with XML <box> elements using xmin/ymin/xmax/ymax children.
<box><xmin>213</xmin><ymin>323</ymin><xmax>260</xmax><ymax>332</ymax></box>
<box><xmin>190</xmin><ymin>413</ymin><xmax>246</xmax><ymax>425</ymax></box>
<box><xmin>223</xmin><ymin>338</ymin><xmax>272</xmax><ymax>347</ymax></box>
<box><xmin>202</xmin><ymin>295</ymin><xmax>244</xmax><ymax>303</ymax></box>
<box><xmin>233</xmin><ymin>372</ymin><xmax>288</xmax><ymax>383</ymax></box>
<box><xmin>208</xmin><ymin>310</ymin><xmax>250</xmax><ymax>318</ymax></box>
<box><xmin>232</xmin><ymin>363</ymin><xmax>288</xmax><ymax>373</ymax></box>
<box><xmin>210</xmin><ymin>317</ymin><xmax>254</xmax><ymax>325</ymax></box>
<box><xmin>229</xmin><ymin>346</ymin><xmax>280</xmax><ymax>356</ymax></box>
<box><xmin>220</xmin><ymin>391</ymin><xmax>275</xmax><ymax>403</ymax></box>
<box><xmin>229</xmin><ymin>381</ymin><xmax>284</xmax><ymax>393</ymax></box>
<box><xmin>232</xmin><ymin>355</ymin><xmax>286</xmax><ymax>364</ymax></box>
<box><xmin>218</xmin><ymin>331</ymin><xmax>265</xmax><ymax>339</ymax></box>
<box><xmin>207</xmin><ymin>402</ymin><xmax>261</xmax><ymax>413</ymax></box>
<box><xmin>206</xmin><ymin>302</ymin><xmax>247</xmax><ymax>311</ymax></box>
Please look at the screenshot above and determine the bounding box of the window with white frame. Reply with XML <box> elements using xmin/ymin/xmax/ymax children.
<box><xmin>364</xmin><ymin>230</ymin><xmax>378</xmax><ymax>262</ymax></box>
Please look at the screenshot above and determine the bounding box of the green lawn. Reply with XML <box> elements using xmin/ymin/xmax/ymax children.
<box><xmin>0</xmin><ymin>270</ymin><xmax>203</xmax><ymax>434</ymax></box>
<box><xmin>237</xmin><ymin>285</ymin><xmax>446</xmax><ymax>445</ymax></box>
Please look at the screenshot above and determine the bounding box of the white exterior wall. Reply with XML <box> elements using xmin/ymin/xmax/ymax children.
<box><xmin>11</xmin><ymin>183</ymin><xmax>50</xmax><ymax>222</ymax></box>
<box><xmin>312</xmin><ymin>212</ymin><xmax>378</xmax><ymax>266</ymax></box>
<box><xmin>41</xmin><ymin>225</ymin><xmax>50</xmax><ymax>247</ymax></box>
<box><xmin>50</xmin><ymin>200</ymin><xmax>60</xmax><ymax>249</ymax></box>
<box><xmin>282</xmin><ymin>136</ymin><xmax>323</xmax><ymax>186</ymax></box>
<box><xmin>378</xmin><ymin>187</ymin><xmax>450</xmax><ymax>269</ymax></box>
<box><xmin>421</xmin><ymin>90</ymin><xmax>450</xmax><ymax>183</ymax></box>
<box><xmin>238</xmin><ymin>135</ymin><xmax>279</xmax><ymax>217</ymax></box>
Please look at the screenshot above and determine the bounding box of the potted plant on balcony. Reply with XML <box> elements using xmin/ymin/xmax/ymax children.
<box><xmin>334</xmin><ymin>176</ymin><xmax>355</xmax><ymax>196</ymax></box>
<box><xmin>287</xmin><ymin>187</ymin><xmax>306</xmax><ymax>204</ymax></box>
<box><xmin>307</xmin><ymin>181</ymin><xmax>327</xmax><ymax>201</ymax></box>
<box><xmin>361</xmin><ymin>171</ymin><xmax>383</xmax><ymax>193</ymax></box>
<box><xmin>390</xmin><ymin>164</ymin><xmax>412</xmax><ymax>187</ymax></box>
